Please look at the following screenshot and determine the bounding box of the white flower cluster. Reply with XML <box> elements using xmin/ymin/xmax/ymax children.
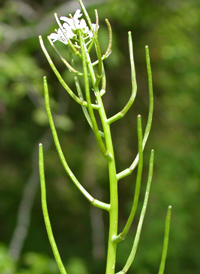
<box><xmin>49</xmin><ymin>9</ymin><xmax>98</xmax><ymax>45</ymax></box>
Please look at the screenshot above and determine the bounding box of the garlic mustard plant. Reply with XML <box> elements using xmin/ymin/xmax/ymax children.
<box><xmin>39</xmin><ymin>1</ymin><xmax>172</xmax><ymax>274</ymax></box>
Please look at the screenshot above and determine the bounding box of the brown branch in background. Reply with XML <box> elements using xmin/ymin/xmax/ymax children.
<box><xmin>9</xmin><ymin>131</ymin><xmax>52</xmax><ymax>261</ymax></box>
<box><xmin>83</xmin><ymin>132</ymin><xmax>106</xmax><ymax>260</ymax></box>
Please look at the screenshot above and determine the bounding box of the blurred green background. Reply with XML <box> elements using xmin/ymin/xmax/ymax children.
<box><xmin>0</xmin><ymin>0</ymin><xmax>200</xmax><ymax>273</ymax></box>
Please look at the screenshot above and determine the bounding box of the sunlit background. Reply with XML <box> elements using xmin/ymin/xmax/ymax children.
<box><xmin>0</xmin><ymin>0</ymin><xmax>200</xmax><ymax>273</ymax></box>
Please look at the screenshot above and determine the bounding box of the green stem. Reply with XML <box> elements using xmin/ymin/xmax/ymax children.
<box><xmin>100</xmin><ymin>64</ymin><xmax>106</xmax><ymax>96</ymax></box>
<box><xmin>39</xmin><ymin>143</ymin><xmax>68</xmax><ymax>274</ymax></box>
<box><xmin>39</xmin><ymin>36</ymin><xmax>87</xmax><ymax>106</ymax></box>
<box><xmin>43</xmin><ymin>76</ymin><xmax>110</xmax><ymax>211</ymax></box>
<box><xmin>79</xmin><ymin>31</ymin><xmax>111</xmax><ymax>161</ymax></box>
<box><xmin>103</xmin><ymin>19</ymin><xmax>112</xmax><ymax>59</ymax></box>
<box><xmin>78</xmin><ymin>0</ymin><xmax>103</xmax><ymax>81</ymax></box>
<box><xmin>113</xmin><ymin>115</ymin><xmax>143</xmax><ymax>244</ymax></box>
<box><xmin>117</xmin><ymin>149</ymin><xmax>154</xmax><ymax>274</ymax></box>
<box><xmin>71</xmin><ymin>59</ymin><xmax>105</xmax><ymax>137</ymax></box>
<box><xmin>107</xmin><ymin>31</ymin><xmax>137</xmax><ymax>124</ymax></box>
<box><xmin>48</xmin><ymin>36</ymin><xmax>83</xmax><ymax>76</ymax></box>
<box><xmin>83</xmin><ymin>39</ymin><xmax>118</xmax><ymax>274</ymax></box>
<box><xmin>76</xmin><ymin>18</ymin><xmax>118</xmax><ymax>271</ymax></box>
<box><xmin>96</xmin><ymin>91</ymin><xmax>118</xmax><ymax>274</ymax></box>
<box><xmin>158</xmin><ymin>205</ymin><xmax>172</xmax><ymax>274</ymax></box>
<box><xmin>117</xmin><ymin>45</ymin><xmax>153</xmax><ymax>180</ymax></box>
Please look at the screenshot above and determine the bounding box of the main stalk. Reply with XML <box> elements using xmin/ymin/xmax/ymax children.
<box><xmin>96</xmin><ymin>93</ymin><xmax>119</xmax><ymax>274</ymax></box>
<box><xmin>83</xmin><ymin>33</ymin><xmax>119</xmax><ymax>273</ymax></box>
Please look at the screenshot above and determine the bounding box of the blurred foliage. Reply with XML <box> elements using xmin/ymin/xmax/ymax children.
<box><xmin>0</xmin><ymin>0</ymin><xmax>200</xmax><ymax>273</ymax></box>
<box><xmin>0</xmin><ymin>243</ymin><xmax>88</xmax><ymax>274</ymax></box>
<box><xmin>0</xmin><ymin>244</ymin><xmax>16</xmax><ymax>274</ymax></box>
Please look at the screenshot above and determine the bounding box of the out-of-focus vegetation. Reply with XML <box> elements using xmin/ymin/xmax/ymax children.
<box><xmin>0</xmin><ymin>0</ymin><xmax>200</xmax><ymax>273</ymax></box>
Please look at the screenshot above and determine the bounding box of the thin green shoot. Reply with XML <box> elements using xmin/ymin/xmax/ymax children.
<box><xmin>39</xmin><ymin>143</ymin><xmax>68</xmax><ymax>274</ymax></box>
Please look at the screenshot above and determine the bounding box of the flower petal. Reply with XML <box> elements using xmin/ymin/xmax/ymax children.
<box><xmin>56</xmin><ymin>28</ymin><xmax>69</xmax><ymax>44</ymax></box>
<box><xmin>73</xmin><ymin>9</ymin><xmax>82</xmax><ymax>19</ymax></box>
<box><xmin>79</xmin><ymin>19</ymin><xmax>88</xmax><ymax>30</ymax></box>
<box><xmin>60</xmin><ymin>16</ymin><xmax>74</xmax><ymax>29</ymax></box>
<box><xmin>49</xmin><ymin>33</ymin><xmax>59</xmax><ymax>42</ymax></box>
<box><xmin>63</xmin><ymin>23</ymin><xmax>76</xmax><ymax>38</ymax></box>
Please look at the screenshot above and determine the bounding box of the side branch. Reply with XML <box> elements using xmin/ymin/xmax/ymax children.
<box><xmin>102</xmin><ymin>19</ymin><xmax>112</xmax><ymax>59</ymax></box>
<box><xmin>113</xmin><ymin>115</ymin><xmax>143</xmax><ymax>244</ymax></box>
<box><xmin>100</xmin><ymin>64</ymin><xmax>106</xmax><ymax>96</ymax></box>
<box><xmin>39</xmin><ymin>143</ymin><xmax>68</xmax><ymax>274</ymax></box>
<box><xmin>107</xmin><ymin>31</ymin><xmax>137</xmax><ymax>124</ymax></box>
<box><xmin>117</xmin><ymin>45</ymin><xmax>153</xmax><ymax>180</ymax></box>
<box><xmin>158</xmin><ymin>205</ymin><xmax>172</xmax><ymax>274</ymax></box>
<box><xmin>79</xmin><ymin>33</ymin><xmax>112</xmax><ymax>161</ymax></box>
<box><xmin>74</xmin><ymin>73</ymin><xmax>105</xmax><ymax>138</ymax></box>
<box><xmin>78</xmin><ymin>0</ymin><xmax>103</xmax><ymax>82</ymax></box>
<box><xmin>39</xmin><ymin>36</ymin><xmax>87</xmax><ymax>107</ymax></box>
<box><xmin>48</xmin><ymin>36</ymin><xmax>84</xmax><ymax>77</ymax></box>
<box><xmin>43</xmin><ymin>76</ymin><xmax>110</xmax><ymax>211</ymax></box>
<box><xmin>116</xmin><ymin>149</ymin><xmax>154</xmax><ymax>274</ymax></box>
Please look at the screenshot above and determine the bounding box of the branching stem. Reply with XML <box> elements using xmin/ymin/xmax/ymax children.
<box><xmin>79</xmin><ymin>27</ymin><xmax>119</xmax><ymax>274</ymax></box>
<box><xmin>113</xmin><ymin>115</ymin><xmax>143</xmax><ymax>244</ymax></box>
<box><xmin>117</xmin><ymin>45</ymin><xmax>153</xmax><ymax>180</ymax></box>
<box><xmin>107</xmin><ymin>32</ymin><xmax>137</xmax><ymax>124</ymax></box>
<box><xmin>39</xmin><ymin>36</ymin><xmax>87</xmax><ymax>106</ymax></box>
<box><xmin>38</xmin><ymin>3</ymin><xmax>171</xmax><ymax>274</ymax></box>
<box><xmin>43</xmin><ymin>76</ymin><xmax>110</xmax><ymax>211</ymax></box>
<box><xmin>116</xmin><ymin>149</ymin><xmax>154</xmax><ymax>274</ymax></box>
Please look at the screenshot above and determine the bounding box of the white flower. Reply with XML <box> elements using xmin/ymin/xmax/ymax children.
<box><xmin>49</xmin><ymin>9</ymin><xmax>99</xmax><ymax>45</ymax></box>
<box><xmin>49</xmin><ymin>26</ymin><xmax>75</xmax><ymax>45</ymax></box>
<box><xmin>60</xmin><ymin>9</ymin><xmax>83</xmax><ymax>31</ymax></box>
